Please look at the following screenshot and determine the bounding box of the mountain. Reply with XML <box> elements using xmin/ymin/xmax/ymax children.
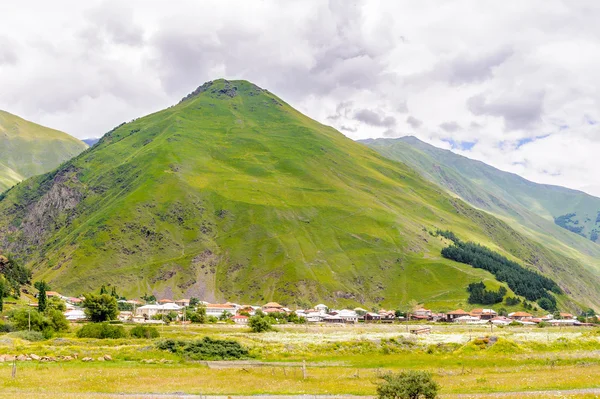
<box><xmin>0</xmin><ymin>110</ymin><xmax>88</xmax><ymax>192</ymax></box>
<box><xmin>0</xmin><ymin>80</ymin><xmax>598</xmax><ymax>310</ymax></box>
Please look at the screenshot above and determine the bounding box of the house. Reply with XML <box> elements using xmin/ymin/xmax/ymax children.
<box><xmin>135</xmin><ymin>303</ymin><xmax>183</xmax><ymax>319</ymax></box>
<box><xmin>263</xmin><ymin>302</ymin><xmax>284</xmax><ymax>312</ymax></box>
<box><xmin>508</xmin><ymin>311</ymin><xmax>533</xmax><ymax>320</ymax></box>
<box><xmin>470</xmin><ymin>309</ymin><xmax>497</xmax><ymax>320</ymax></box>
<box><xmin>158</xmin><ymin>299</ymin><xmax>174</xmax><ymax>304</ymax></box>
<box><xmin>454</xmin><ymin>315</ymin><xmax>481</xmax><ymax>324</ymax></box>
<box><xmin>315</xmin><ymin>304</ymin><xmax>329</xmax><ymax>313</ymax></box>
<box><xmin>559</xmin><ymin>312</ymin><xmax>575</xmax><ymax>320</ymax></box>
<box><xmin>67</xmin><ymin>297</ymin><xmax>83</xmax><ymax>305</ymax></box>
<box><xmin>175</xmin><ymin>299</ymin><xmax>190</xmax><ymax>307</ymax></box>
<box><xmin>412</xmin><ymin>308</ymin><xmax>432</xmax><ymax>320</ymax></box>
<box><xmin>446</xmin><ymin>309</ymin><xmax>469</xmax><ymax>322</ymax></box>
<box><xmin>231</xmin><ymin>315</ymin><xmax>249</xmax><ymax>324</ymax></box>
<box><xmin>338</xmin><ymin>309</ymin><xmax>359</xmax><ymax>323</ymax></box>
<box><xmin>45</xmin><ymin>291</ymin><xmax>62</xmax><ymax>298</ymax></box>
<box><xmin>490</xmin><ymin>316</ymin><xmax>512</xmax><ymax>326</ymax></box>
<box><xmin>118</xmin><ymin>311</ymin><xmax>133</xmax><ymax>322</ymax></box>
<box><xmin>205</xmin><ymin>303</ymin><xmax>237</xmax><ymax>317</ymax></box>
<box><xmin>303</xmin><ymin>311</ymin><xmax>326</xmax><ymax>323</ymax></box>
<box><xmin>324</xmin><ymin>314</ymin><xmax>344</xmax><ymax>323</ymax></box>
<box><xmin>364</xmin><ymin>312</ymin><xmax>382</xmax><ymax>322</ymax></box>
<box><xmin>64</xmin><ymin>309</ymin><xmax>86</xmax><ymax>321</ymax></box>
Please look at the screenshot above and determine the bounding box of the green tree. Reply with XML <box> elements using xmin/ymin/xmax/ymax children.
<box><xmin>537</xmin><ymin>297</ymin><xmax>555</xmax><ymax>312</ymax></box>
<box><xmin>37</xmin><ymin>281</ymin><xmax>48</xmax><ymax>313</ymax></box>
<box><xmin>0</xmin><ymin>277</ymin><xmax>5</xmax><ymax>312</ymax></box>
<box><xmin>219</xmin><ymin>310</ymin><xmax>232</xmax><ymax>321</ymax></box>
<box><xmin>110</xmin><ymin>286</ymin><xmax>118</xmax><ymax>298</ymax></box>
<box><xmin>46</xmin><ymin>296</ymin><xmax>66</xmax><ymax>312</ymax></box>
<box><xmin>189</xmin><ymin>297</ymin><xmax>199</xmax><ymax>307</ymax></box>
<box><xmin>82</xmin><ymin>293</ymin><xmax>118</xmax><ymax>322</ymax></box>
<box><xmin>376</xmin><ymin>370</ymin><xmax>439</xmax><ymax>399</ymax></box>
<box><xmin>190</xmin><ymin>306</ymin><xmax>207</xmax><ymax>323</ymax></box>
<box><xmin>249</xmin><ymin>314</ymin><xmax>272</xmax><ymax>333</ymax></box>
<box><xmin>99</xmin><ymin>285</ymin><xmax>108</xmax><ymax>295</ymax></box>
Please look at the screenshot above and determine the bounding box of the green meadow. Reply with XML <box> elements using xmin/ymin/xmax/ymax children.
<box><xmin>1</xmin><ymin>323</ymin><xmax>600</xmax><ymax>398</ymax></box>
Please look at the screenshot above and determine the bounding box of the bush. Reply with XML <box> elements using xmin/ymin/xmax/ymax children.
<box><xmin>249</xmin><ymin>315</ymin><xmax>272</xmax><ymax>333</ymax></box>
<box><xmin>130</xmin><ymin>325</ymin><xmax>160</xmax><ymax>339</ymax></box>
<box><xmin>0</xmin><ymin>322</ymin><xmax>15</xmax><ymax>333</ymax></box>
<box><xmin>376</xmin><ymin>370</ymin><xmax>439</xmax><ymax>399</ymax></box>
<box><xmin>82</xmin><ymin>294</ymin><xmax>118</xmax><ymax>322</ymax></box>
<box><xmin>76</xmin><ymin>323</ymin><xmax>127</xmax><ymax>339</ymax></box>
<box><xmin>10</xmin><ymin>330</ymin><xmax>45</xmax><ymax>342</ymax></box>
<box><xmin>156</xmin><ymin>337</ymin><xmax>249</xmax><ymax>360</ymax></box>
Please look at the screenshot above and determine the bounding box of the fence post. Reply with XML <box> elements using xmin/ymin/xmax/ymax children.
<box><xmin>303</xmin><ymin>359</ymin><xmax>307</xmax><ymax>380</ymax></box>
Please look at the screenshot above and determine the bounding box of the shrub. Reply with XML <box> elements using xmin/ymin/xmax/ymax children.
<box><xmin>376</xmin><ymin>370</ymin><xmax>439</xmax><ymax>399</ymax></box>
<box><xmin>82</xmin><ymin>293</ymin><xmax>118</xmax><ymax>322</ymax></box>
<box><xmin>156</xmin><ymin>337</ymin><xmax>249</xmax><ymax>360</ymax></box>
<box><xmin>130</xmin><ymin>325</ymin><xmax>160</xmax><ymax>339</ymax></box>
<box><xmin>76</xmin><ymin>322</ymin><xmax>127</xmax><ymax>339</ymax></box>
<box><xmin>0</xmin><ymin>322</ymin><xmax>15</xmax><ymax>333</ymax></box>
<box><xmin>249</xmin><ymin>315</ymin><xmax>272</xmax><ymax>333</ymax></box>
<box><xmin>9</xmin><ymin>308</ymin><xmax>50</xmax><ymax>332</ymax></box>
<box><xmin>10</xmin><ymin>330</ymin><xmax>45</xmax><ymax>342</ymax></box>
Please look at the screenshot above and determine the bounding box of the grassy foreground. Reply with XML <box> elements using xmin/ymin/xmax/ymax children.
<box><xmin>1</xmin><ymin>323</ymin><xmax>600</xmax><ymax>398</ymax></box>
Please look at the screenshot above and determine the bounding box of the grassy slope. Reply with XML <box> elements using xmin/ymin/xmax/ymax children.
<box><xmin>0</xmin><ymin>110</ymin><xmax>88</xmax><ymax>192</ymax></box>
<box><xmin>0</xmin><ymin>80</ymin><xmax>596</xmax><ymax>310</ymax></box>
<box><xmin>362</xmin><ymin>137</ymin><xmax>600</xmax><ymax>246</ymax></box>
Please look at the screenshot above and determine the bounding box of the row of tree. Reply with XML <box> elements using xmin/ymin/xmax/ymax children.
<box><xmin>438</xmin><ymin>231</ymin><xmax>561</xmax><ymax>304</ymax></box>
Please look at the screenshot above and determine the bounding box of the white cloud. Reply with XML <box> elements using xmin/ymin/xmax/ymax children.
<box><xmin>0</xmin><ymin>0</ymin><xmax>599</xmax><ymax>196</ymax></box>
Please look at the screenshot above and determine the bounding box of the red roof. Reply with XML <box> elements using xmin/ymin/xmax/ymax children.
<box><xmin>158</xmin><ymin>299</ymin><xmax>173</xmax><ymax>303</ymax></box>
<box><xmin>231</xmin><ymin>315</ymin><xmax>248</xmax><ymax>319</ymax></box>
<box><xmin>447</xmin><ymin>309</ymin><xmax>469</xmax><ymax>315</ymax></box>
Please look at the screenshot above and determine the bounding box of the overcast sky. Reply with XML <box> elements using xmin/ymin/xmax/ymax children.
<box><xmin>2</xmin><ymin>1</ymin><xmax>600</xmax><ymax>196</ymax></box>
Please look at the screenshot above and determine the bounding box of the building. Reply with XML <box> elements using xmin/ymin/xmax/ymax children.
<box><xmin>158</xmin><ymin>299</ymin><xmax>174</xmax><ymax>304</ymax></box>
<box><xmin>364</xmin><ymin>312</ymin><xmax>381</xmax><ymax>322</ymax></box>
<box><xmin>175</xmin><ymin>299</ymin><xmax>190</xmax><ymax>307</ymax></box>
<box><xmin>205</xmin><ymin>303</ymin><xmax>237</xmax><ymax>317</ymax></box>
<box><xmin>135</xmin><ymin>303</ymin><xmax>182</xmax><ymax>319</ymax></box>
<box><xmin>263</xmin><ymin>302</ymin><xmax>284</xmax><ymax>312</ymax></box>
<box><xmin>315</xmin><ymin>304</ymin><xmax>328</xmax><ymax>313</ymax></box>
<box><xmin>45</xmin><ymin>291</ymin><xmax>62</xmax><ymax>298</ymax></box>
<box><xmin>231</xmin><ymin>315</ymin><xmax>249</xmax><ymax>324</ymax></box>
<box><xmin>64</xmin><ymin>309</ymin><xmax>86</xmax><ymax>321</ymax></box>
<box><xmin>412</xmin><ymin>308</ymin><xmax>432</xmax><ymax>320</ymax></box>
<box><xmin>446</xmin><ymin>309</ymin><xmax>469</xmax><ymax>322</ymax></box>
<box><xmin>337</xmin><ymin>309</ymin><xmax>359</xmax><ymax>323</ymax></box>
<box><xmin>508</xmin><ymin>311</ymin><xmax>533</xmax><ymax>320</ymax></box>
<box><xmin>470</xmin><ymin>309</ymin><xmax>497</xmax><ymax>320</ymax></box>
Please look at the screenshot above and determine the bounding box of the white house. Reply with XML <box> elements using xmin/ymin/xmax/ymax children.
<box><xmin>315</xmin><ymin>304</ymin><xmax>328</xmax><ymax>313</ymax></box>
<box><xmin>135</xmin><ymin>303</ymin><xmax>183</xmax><ymax>318</ymax></box>
<box><xmin>64</xmin><ymin>309</ymin><xmax>86</xmax><ymax>321</ymax></box>
<box><xmin>204</xmin><ymin>303</ymin><xmax>237</xmax><ymax>317</ymax></box>
<box><xmin>338</xmin><ymin>309</ymin><xmax>359</xmax><ymax>324</ymax></box>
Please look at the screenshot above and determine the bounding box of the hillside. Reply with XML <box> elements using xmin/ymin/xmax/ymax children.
<box><xmin>362</xmin><ymin>137</ymin><xmax>600</xmax><ymax>245</ymax></box>
<box><xmin>0</xmin><ymin>110</ymin><xmax>88</xmax><ymax>192</ymax></box>
<box><xmin>0</xmin><ymin>80</ymin><xmax>598</xmax><ymax>310</ymax></box>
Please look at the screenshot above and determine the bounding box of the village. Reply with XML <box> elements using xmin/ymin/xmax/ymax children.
<box><xmin>45</xmin><ymin>289</ymin><xmax>594</xmax><ymax>327</ymax></box>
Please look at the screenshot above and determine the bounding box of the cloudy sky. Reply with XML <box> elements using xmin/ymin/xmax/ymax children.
<box><xmin>2</xmin><ymin>1</ymin><xmax>600</xmax><ymax>196</ymax></box>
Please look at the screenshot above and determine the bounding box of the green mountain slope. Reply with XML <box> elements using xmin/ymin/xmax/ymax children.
<box><xmin>0</xmin><ymin>110</ymin><xmax>88</xmax><ymax>192</ymax></box>
<box><xmin>0</xmin><ymin>80</ymin><xmax>597</xmax><ymax>310</ymax></box>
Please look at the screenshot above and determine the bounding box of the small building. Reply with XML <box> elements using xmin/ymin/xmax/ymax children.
<box><xmin>559</xmin><ymin>312</ymin><xmax>575</xmax><ymax>320</ymax></box>
<box><xmin>64</xmin><ymin>309</ymin><xmax>86</xmax><ymax>321</ymax></box>
<box><xmin>303</xmin><ymin>311</ymin><xmax>326</xmax><ymax>323</ymax></box>
<box><xmin>175</xmin><ymin>299</ymin><xmax>190</xmax><ymax>307</ymax></box>
<box><xmin>45</xmin><ymin>291</ymin><xmax>62</xmax><ymax>298</ymax></box>
<box><xmin>364</xmin><ymin>312</ymin><xmax>382</xmax><ymax>322</ymax></box>
<box><xmin>231</xmin><ymin>315</ymin><xmax>249</xmax><ymax>325</ymax></box>
<box><xmin>263</xmin><ymin>302</ymin><xmax>284</xmax><ymax>311</ymax></box>
<box><xmin>118</xmin><ymin>311</ymin><xmax>133</xmax><ymax>322</ymax></box>
<box><xmin>337</xmin><ymin>309</ymin><xmax>359</xmax><ymax>323</ymax></box>
<box><xmin>135</xmin><ymin>303</ymin><xmax>183</xmax><ymax>319</ymax></box>
<box><xmin>446</xmin><ymin>309</ymin><xmax>469</xmax><ymax>322</ymax></box>
<box><xmin>158</xmin><ymin>299</ymin><xmax>174</xmax><ymax>304</ymax></box>
<box><xmin>205</xmin><ymin>303</ymin><xmax>237</xmax><ymax>317</ymax></box>
<box><xmin>315</xmin><ymin>304</ymin><xmax>329</xmax><ymax>313</ymax></box>
<box><xmin>508</xmin><ymin>311</ymin><xmax>533</xmax><ymax>320</ymax></box>
<box><xmin>490</xmin><ymin>316</ymin><xmax>512</xmax><ymax>326</ymax></box>
<box><xmin>324</xmin><ymin>314</ymin><xmax>344</xmax><ymax>323</ymax></box>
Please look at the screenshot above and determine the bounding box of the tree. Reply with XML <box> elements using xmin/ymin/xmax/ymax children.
<box><xmin>376</xmin><ymin>370</ymin><xmax>440</xmax><ymax>399</ymax></box>
<box><xmin>110</xmin><ymin>286</ymin><xmax>119</xmax><ymax>298</ymax></box>
<box><xmin>190</xmin><ymin>306</ymin><xmax>207</xmax><ymax>323</ymax></box>
<box><xmin>537</xmin><ymin>297</ymin><xmax>555</xmax><ymax>312</ymax></box>
<box><xmin>219</xmin><ymin>310</ymin><xmax>232</xmax><ymax>321</ymax></box>
<box><xmin>47</xmin><ymin>296</ymin><xmax>66</xmax><ymax>312</ymax></box>
<box><xmin>0</xmin><ymin>277</ymin><xmax>5</xmax><ymax>312</ymax></box>
<box><xmin>189</xmin><ymin>297</ymin><xmax>200</xmax><ymax>307</ymax></box>
<box><xmin>82</xmin><ymin>293</ymin><xmax>118</xmax><ymax>322</ymax></box>
<box><xmin>37</xmin><ymin>281</ymin><xmax>48</xmax><ymax>313</ymax></box>
<box><xmin>249</xmin><ymin>315</ymin><xmax>272</xmax><ymax>333</ymax></box>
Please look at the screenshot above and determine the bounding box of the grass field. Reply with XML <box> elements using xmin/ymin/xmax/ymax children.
<box><xmin>1</xmin><ymin>323</ymin><xmax>599</xmax><ymax>398</ymax></box>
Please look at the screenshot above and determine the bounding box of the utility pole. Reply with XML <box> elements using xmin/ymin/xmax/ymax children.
<box><xmin>28</xmin><ymin>307</ymin><xmax>31</xmax><ymax>332</ymax></box>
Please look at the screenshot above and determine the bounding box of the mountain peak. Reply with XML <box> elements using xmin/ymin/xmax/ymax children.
<box><xmin>179</xmin><ymin>79</ymin><xmax>267</xmax><ymax>103</ymax></box>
